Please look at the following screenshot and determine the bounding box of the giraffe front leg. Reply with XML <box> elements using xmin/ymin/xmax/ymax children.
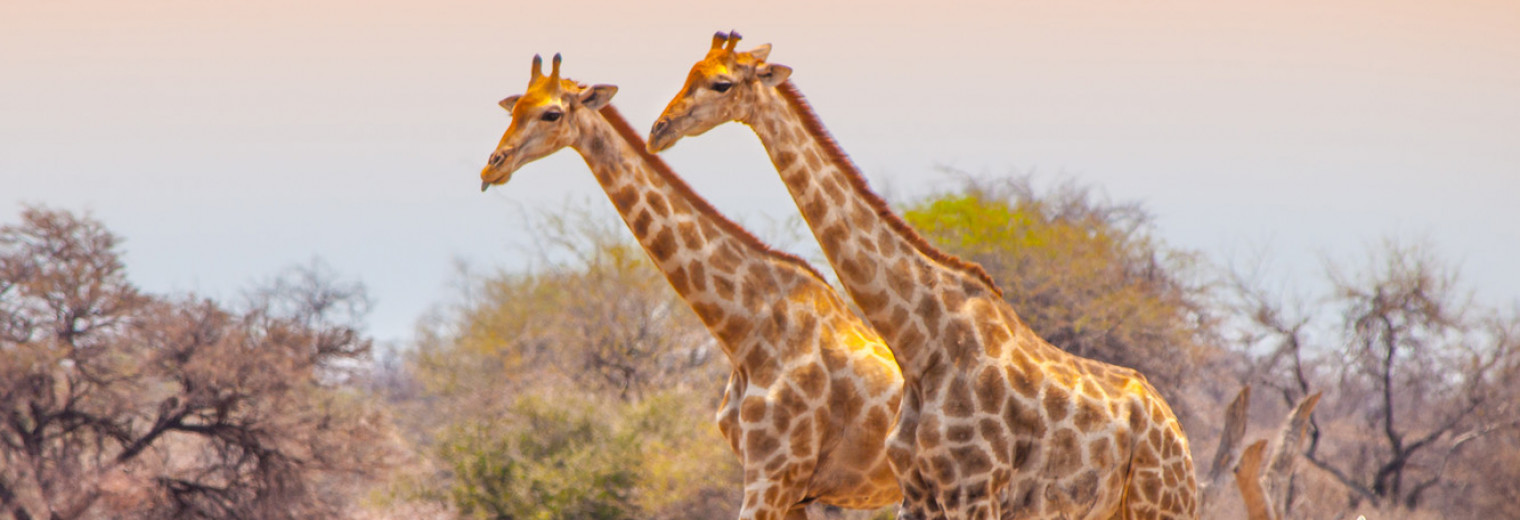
<box><xmin>737</xmin><ymin>473</ymin><xmax>810</xmax><ymax>520</ymax></box>
<box><xmin>736</xmin><ymin>430</ymin><xmax>818</xmax><ymax>520</ymax></box>
<box><xmin>931</xmin><ymin>478</ymin><xmax>1000</xmax><ymax>520</ymax></box>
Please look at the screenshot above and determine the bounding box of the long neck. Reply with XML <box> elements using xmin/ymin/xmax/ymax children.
<box><xmin>572</xmin><ymin>105</ymin><xmax>822</xmax><ymax>363</ymax></box>
<box><xmin>742</xmin><ymin>82</ymin><xmax>1002</xmax><ymax>370</ymax></box>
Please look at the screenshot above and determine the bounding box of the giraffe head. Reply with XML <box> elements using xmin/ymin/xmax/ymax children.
<box><xmin>480</xmin><ymin>54</ymin><xmax>619</xmax><ymax>191</ymax></box>
<box><xmin>647</xmin><ymin>31</ymin><xmax>791</xmax><ymax>153</ymax></box>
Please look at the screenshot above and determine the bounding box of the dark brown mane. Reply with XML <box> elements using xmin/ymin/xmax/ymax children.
<box><xmin>774</xmin><ymin>81</ymin><xmax>1003</xmax><ymax>297</ymax></box>
<box><xmin>597</xmin><ymin>105</ymin><xmax>829</xmax><ymax>284</ymax></box>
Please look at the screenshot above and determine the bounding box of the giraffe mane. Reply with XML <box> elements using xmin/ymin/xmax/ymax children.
<box><xmin>597</xmin><ymin>104</ymin><xmax>830</xmax><ymax>285</ymax></box>
<box><xmin>774</xmin><ymin>81</ymin><xmax>1004</xmax><ymax>298</ymax></box>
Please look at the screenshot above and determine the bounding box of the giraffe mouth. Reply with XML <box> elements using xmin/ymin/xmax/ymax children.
<box><xmin>480</xmin><ymin>148</ymin><xmax>516</xmax><ymax>191</ymax></box>
<box><xmin>647</xmin><ymin>118</ymin><xmax>683</xmax><ymax>153</ymax></box>
<box><xmin>480</xmin><ymin>166</ymin><xmax>513</xmax><ymax>192</ymax></box>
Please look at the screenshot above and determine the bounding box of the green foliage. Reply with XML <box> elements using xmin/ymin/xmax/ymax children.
<box><xmin>431</xmin><ymin>388</ymin><xmax>739</xmax><ymax>520</ymax></box>
<box><xmin>437</xmin><ymin>392</ymin><xmax>640</xmax><ymax>520</ymax></box>
<box><xmin>902</xmin><ymin>194</ymin><xmax>1037</xmax><ymax>252</ymax></box>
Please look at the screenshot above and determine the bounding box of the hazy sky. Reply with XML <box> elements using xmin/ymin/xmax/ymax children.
<box><xmin>4</xmin><ymin>0</ymin><xmax>1516</xmax><ymax>343</ymax></box>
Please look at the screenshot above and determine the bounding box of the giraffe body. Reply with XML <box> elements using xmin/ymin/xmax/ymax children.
<box><xmin>480</xmin><ymin>55</ymin><xmax>903</xmax><ymax>519</ymax></box>
<box><xmin>649</xmin><ymin>35</ymin><xmax>1198</xmax><ymax>520</ymax></box>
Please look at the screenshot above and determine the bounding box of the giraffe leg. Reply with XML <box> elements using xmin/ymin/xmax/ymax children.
<box><xmin>1118</xmin><ymin>435</ymin><xmax>1197</xmax><ymax>519</ymax></box>
<box><xmin>895</xmin><ymin>467</ymin><xmax>950</xmax><ymax>520</ymax></box>
<box><xmin>738</xmin><ymin>475</ymin><xmax>809</xmax><ymax>520</ymax></box>
<box><xmin>932</xmin><ymin>479</ymin><xmax>999</xmax><ymax>520</ymax></box>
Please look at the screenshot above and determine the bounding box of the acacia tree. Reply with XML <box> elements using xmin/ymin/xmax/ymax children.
<box><xmin>1231</xmin><ymin>239</ymin><xmax>1520</xmax><ymax>516</ymax></box>
<box><xmin>0</xmin><ymin>206</ymin><xmax>392</xmax><ymax>520</ymax></box>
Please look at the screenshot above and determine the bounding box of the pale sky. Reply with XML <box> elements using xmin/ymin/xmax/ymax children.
<box><xmin>3</xmin><ymin>0</ymin><xmax>1517</xmax><ymax>342</ymax></box>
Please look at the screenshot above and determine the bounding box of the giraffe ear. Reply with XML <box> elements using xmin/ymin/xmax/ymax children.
<box><xmin>756</xmin><ymin>63</ymin><xmax>791</xmax><ymax>87</ymax></box>
<box><xmin>498</xmin><ymin>95</ymin><xmax>521</xmax><ymax>111</ymax></box>
<box><xmin>578</xmin><ymin>84</ymin><xmax>618</xmax><ymax>110</ymax></box>
<box><xmin>746</xmin><ymin>43</ymin><xmax>772</xmax><ymax>62</ymax></box>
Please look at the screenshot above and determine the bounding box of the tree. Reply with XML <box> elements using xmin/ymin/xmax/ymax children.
<box><xmin>0</xmin><ymin>206</ymin><xmax>393</xmax><ymax>520</ymax></box>
<box><xmin>1230</xmin><ymin>238</ymin><xmax>1520</xmax><ymax>517</ymax></box>
<box><xmin>437</xmin><ymin>392</ymin><xmax>640</xmax><ymax>520</ymax></box>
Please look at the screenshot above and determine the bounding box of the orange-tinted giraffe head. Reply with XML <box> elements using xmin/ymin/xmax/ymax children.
<box><xmin>646</xmin><ymin>31</ymin><xmax>791</xmax><ymax>153</ymax></box>
<box><xmin>480</xmin><ymin>54</ymin><xmax>618</xmax><ymax>191</ymax></box>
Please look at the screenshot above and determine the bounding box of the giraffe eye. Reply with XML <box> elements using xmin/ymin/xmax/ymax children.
<box><xmin>540</xmin><ymin>110</ymin><xmax>563</xmax><ymax>122</ymax></box>
<box><xmin>710</xmin><ymin>81</ymin><xmax>733</xmax><ymax>93</ymax></box>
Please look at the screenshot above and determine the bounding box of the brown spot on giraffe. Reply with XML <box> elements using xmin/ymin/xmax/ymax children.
<box><xmin>644</xmin><ymin>190</ymin><xmax>670</xmax><ymax>217</ymax></box>
<box><xmin>827</xmin><ymin>375</ymin><xmax>865</xmax><ymax>421</ymax></box>
<box><xmin>713</xmin><ymin>274</ymin><xmax>735</xmax><ymax>300</ymax></box>
<box><xmin>610</xmin><ymin>185</ymin><xmax>638</xmax><ymax>212</ymax></box>
<box><xmin>690</xmin><ymin>301</ymin><xmax>724</xmax><ymax>327</ymax></box>
<box><xmin>1043</xmin><ymin>386</ymin><xmax>1072</xmax><ymax>423</ymax></box>
<box><xmin>741</xmin><ymin>396</ymin><xmax>768</xmax><ymax>423</ymax></box>
<box><xmin>667</xmin><ymin>266</ymin><xmax>691</xmax><ymax>296</ymax></box>
<box><xmin>677</xmin><ymin>221</ymin><xmax>702</xmax><ymax>249</ymax></box>
<box><xmin>943</xmin><ymin>379</ymin><xmax>975</xmax><ymax>418</ymax></box>
<box><xmin>853</xmin><ymin>287</ymin><xmax>890</xmax><ymax>316</ymax></box>
<box><xmin>718</xmin><ymin>317</ymin><xmax>751</xmax><ymax>342</ymax></box>
<box><xmin>973</xmin><ymin>366</ymin><xmax>1007</xmax><ymax>413</ymax></box>
<box><xmin>1046</xmin><ymin>428</ymin><xmax>1084</xmax><ymax>475</ymax></box>
<box><xmin>791</xmin><ymin>363</ymin><xmax>826</xmax><ymax>399</ymax></box>
<box><xmin>1004</xmin><ymin>397</ymin><xmax>1047</xmax><ymax>438</ymax></box>
<box><xmin>631</xmin><ymin>209</ymin><xmax>653</xmax><ymax>236</ymax></box>
<box><xmin>689</xmin><ymin>262</ymin><xmax>707</xmax><ymax>292</ymax></box>
<box><xmin>648</xmin><ymin>226</ymin><xmax>677</xmax><ymax>261</ymax></box>
<box><xmin>1074</xmin><ymin>398</ymin><xmax>1107</xmax><ymax>433</ymax></box>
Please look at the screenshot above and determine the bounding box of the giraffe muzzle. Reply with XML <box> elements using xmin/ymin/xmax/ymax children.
<box><xmin>647</xmin><ymin>119</ymin><xmax>681</xmax><ymax>153</ymax></box>
<box><xmin>480</xmin><ymin>149</ymin><xmax>516</xmax><ymax>191</ymax></box>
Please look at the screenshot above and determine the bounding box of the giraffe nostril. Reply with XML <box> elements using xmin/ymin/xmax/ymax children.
<box><xmin>489</xmin><ymin>151</ymin><xmax>506</xmax><ymax>167</ymax></box>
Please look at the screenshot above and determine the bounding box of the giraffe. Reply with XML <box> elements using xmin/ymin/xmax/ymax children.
<box><xmin>648</xmin><ymin>33</ymin><xmax>1199</xmax><ymax>520</ymax></box>
<box><xmin>479</xmin><ymin>54</ymin><xmax>904</xmax><ymax>520</ymax></box>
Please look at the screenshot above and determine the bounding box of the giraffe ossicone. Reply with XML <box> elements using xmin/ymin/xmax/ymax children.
<box><xmin>480</xmin><ymin>54</ymin><xmax>906</xmax><ymax>520</ymax></box>
<box><xmin>650</xmin><ymin>33</ymin><xmax>1200</xmax><ymax>520</ymax></box>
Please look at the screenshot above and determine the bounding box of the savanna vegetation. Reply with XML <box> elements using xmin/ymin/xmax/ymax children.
<box><xmin>3</xmin><ymin>174</ymin><xmax>1516</xmax><ymax>519</ymax></box>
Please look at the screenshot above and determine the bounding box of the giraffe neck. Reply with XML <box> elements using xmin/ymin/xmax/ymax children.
<box><xmin>571</xmin><ymin>105</ymin><xmax>822</xmax><ymax>364</ymax></box>
<box><xmin>741</xmin><ymin>82</ymin><xmax>1003</xmax><ymax>372</ymax></box>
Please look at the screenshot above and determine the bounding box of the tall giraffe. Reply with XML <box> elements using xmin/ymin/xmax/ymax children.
<box><xmin>649</xmin><ymin>34</ymin><xmax>1198</xmax><ymax>520</ymax></box>
<box><xmin>479</xmin><ymin>54</ymin><xmax>903</xmax><ymax>520</ymax></box>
